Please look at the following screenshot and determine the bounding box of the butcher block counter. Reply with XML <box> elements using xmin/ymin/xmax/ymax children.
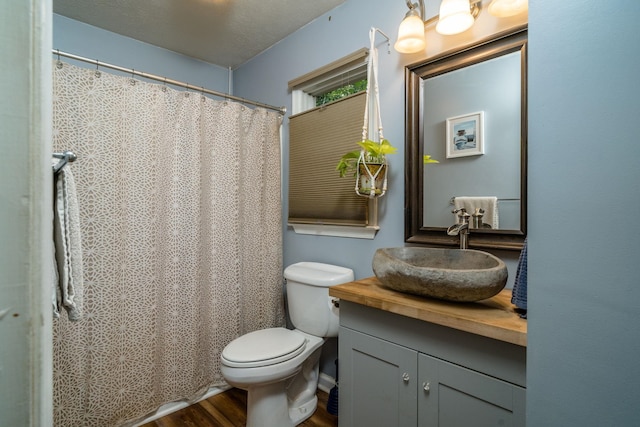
<box><xmin>329</xmin><ymin>276</ymin><xmax>527</xmax><ymax>347</ymax></box>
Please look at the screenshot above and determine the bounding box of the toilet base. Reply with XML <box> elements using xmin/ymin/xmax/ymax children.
<box><xmin>245</xmin><ymin>380</ymin><xmax>317</xmax><ymax>427</ymax></box>
<box><xmin>241</xmin><ymin>345</ymin><xmax>323</xmax><ymax>427</ymax></box>
<box><xmin>289</xmin><ymin>394</ymin><xmax>317</xmax><ymax>425</ymax></box>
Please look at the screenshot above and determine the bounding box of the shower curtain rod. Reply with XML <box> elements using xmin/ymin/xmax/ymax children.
<box><xmin>53</xmin><ymin>49</ymin><xmax>287</xmax><ymax>115</ymax></box>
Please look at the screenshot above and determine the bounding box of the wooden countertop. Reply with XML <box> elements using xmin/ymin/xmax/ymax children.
<box><xmin>329</xmin><ymin>277</ymin><xmax>527</xmax><ymax>347</ymax></box>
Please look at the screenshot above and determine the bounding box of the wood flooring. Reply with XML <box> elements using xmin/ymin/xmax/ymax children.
<box><xmin>140</xmin><ymin>388</ymin><xmax>338</xmax><ymax>427</ymax></box>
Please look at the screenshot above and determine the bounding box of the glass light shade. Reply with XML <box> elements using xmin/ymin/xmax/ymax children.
<box><xmin>488</xmin><ymin>0</ymin><xmax>528</xmax><ymax>17</ymax></box>
<box><xmin>435</xmin><ymin>0</ymin><xmax>475</xmax><ymax>35</ymax></box>
<box><xmin>394</xmin><ymin>14</ymin><xmax>426</xmax><ymax>54</ymax></box>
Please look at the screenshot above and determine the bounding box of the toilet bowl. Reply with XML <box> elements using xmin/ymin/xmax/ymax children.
<box><xmin>221</xmin><ymin>328</ymin><xmax>324</xmax><ymax>426</ymax></box>
<box><xmin>220</xmin><ymin>262</ymin><xmax>354</xmax><ymax>427</ymax></box>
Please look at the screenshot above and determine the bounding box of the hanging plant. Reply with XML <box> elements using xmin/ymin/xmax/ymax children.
<box><xmin>336</xmin><ymin>139</ymin><xmax>397</xmax><ymax>178</ymax></box>
<box><xmin>336</xmin><ymin>28</ymin><xmax>438</xmax><ymax>198</ymax></box>
<box><xmin>334</xmin><ymin>28</ymin><xmax>392</xmax><ymax>198</ymax></box>
<box><xmin>336</xmin><ymin>138</ymin><xmax>397</xmax><ymax>197</ymax></box>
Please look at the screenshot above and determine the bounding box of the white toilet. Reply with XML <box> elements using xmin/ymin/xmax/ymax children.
<box><xmin>220</xmin><ymin>262</ymin><xmax>354</xmax><ymax>427</ymax></box>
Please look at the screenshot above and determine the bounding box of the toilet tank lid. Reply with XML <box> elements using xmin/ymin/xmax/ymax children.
<box><xmin>284</xmin><ymin>262</ymin><xmax>354</xmax><ymax>287</ymax></box>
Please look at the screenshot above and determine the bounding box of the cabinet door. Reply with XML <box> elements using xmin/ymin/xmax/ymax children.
<box><xmin>419</xmin><ymin>354</ymin><xmax>526</xmax><ymax>427</ymax></box>
<box><xmin>339</xmin><ymin>327</ymin><xmax>418</xmax><ymax>427</ymax></box>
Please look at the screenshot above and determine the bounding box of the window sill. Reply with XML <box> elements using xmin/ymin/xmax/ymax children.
<box><xmin>289</xmin><ymin>223</ymin><xmax>380</xmax><ymax>239</ymax></box>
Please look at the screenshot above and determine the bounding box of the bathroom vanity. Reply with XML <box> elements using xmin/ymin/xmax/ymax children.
<box><xmin>329</xmin><ymin>277</ymin><xmax>527</xmax><ymax>427</ymax></box>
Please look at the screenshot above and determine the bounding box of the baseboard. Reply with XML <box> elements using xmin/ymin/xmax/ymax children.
<box><xmin>318</xmin><ymin>372</ymin><xmax>336</xmax><ymax>394</ymax></box>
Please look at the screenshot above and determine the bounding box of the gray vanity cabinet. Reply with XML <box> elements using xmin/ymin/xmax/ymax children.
<box><xmin>338</xmin><ymin>301</ymin><xmax>526</xmax><ymax>427</ymax></box>
<box><xmin>340</xmin><ymin>327</ymin><xmax>418</xmax><ymax>426</ymax></box>
<box><xmin>418</xmin><ymin>353</ymin><xmax>526</xmax><ymax>426</ymax></box>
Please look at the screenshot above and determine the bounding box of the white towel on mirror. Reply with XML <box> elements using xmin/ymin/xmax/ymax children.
<box><xmin>453</xmin><ymin>196</ymin><xmax>499</xmax><ymax>229</ymax></box>
<box><xmin>52</xmin><ymin>160</ymin><xmax>84</xmax><ymax>320</ymax></box>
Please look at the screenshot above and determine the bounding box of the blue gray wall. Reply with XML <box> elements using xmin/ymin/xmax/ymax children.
<box><xmin>527</xmin><ymin>1</ymin><xmax>640</xmax><ymax>425</ymax></box>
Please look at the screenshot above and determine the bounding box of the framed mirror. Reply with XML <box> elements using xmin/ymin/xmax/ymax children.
<box><xmin>405</xmin><ymin>27</ymin><xmax>527</xmax><ymax>250</ymax></box>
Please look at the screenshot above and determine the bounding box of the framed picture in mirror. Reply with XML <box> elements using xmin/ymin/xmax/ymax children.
<box><xmin>446</xmin><ymin>111</ymin><xmax>484</xmax><ymax>158</ymax></box>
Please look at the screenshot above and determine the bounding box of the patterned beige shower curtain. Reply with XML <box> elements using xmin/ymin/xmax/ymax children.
<box><xmin>52</xmin><ymin>61</ymin><xmax>284</xmax><ymax>426</ymax></box>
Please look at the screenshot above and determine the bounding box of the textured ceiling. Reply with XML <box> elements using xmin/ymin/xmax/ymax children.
<box><xmin>53</xmin><ymin>0</ymin><xmax>346</xmax><ymax>68</ymax></box>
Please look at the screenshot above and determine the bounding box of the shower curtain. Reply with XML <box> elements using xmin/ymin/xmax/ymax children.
<box><xmin>52</xmin><ymin>61</ymin><xmax>284</xmax><ymax>426</ymax></box>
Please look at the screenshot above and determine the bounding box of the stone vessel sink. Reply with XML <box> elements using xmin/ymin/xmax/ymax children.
<box><xmin>372</xmin><ymin>247</ymin><xmax>508</xmax><ymax>302</ymax></box>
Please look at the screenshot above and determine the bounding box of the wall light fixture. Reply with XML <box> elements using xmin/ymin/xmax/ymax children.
<box><xmin>488</xmin><ymin>0</ymin><xmax>528</xmax><ymax>17</ymax></box>
<box><xmin>394</xmin><ymin>0</ymin><xmax>527</xmax><ymax>54</ymax></box>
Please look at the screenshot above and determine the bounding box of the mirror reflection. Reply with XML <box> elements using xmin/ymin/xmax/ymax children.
<box><xmin>423</xmin><ymin>51</ymin><xmax>521</xmax><ymax>230</ymax></box>
<box><xmin>405</xmin><ymin>27</ymin><xmax>527</xmax><ymax>250</ymax></box>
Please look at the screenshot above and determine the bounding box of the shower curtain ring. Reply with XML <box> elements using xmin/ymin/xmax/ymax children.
<box><xmin>55</xmin><ymin>49</ymin><xmax>64</xmax><ymax>69</ymax></box>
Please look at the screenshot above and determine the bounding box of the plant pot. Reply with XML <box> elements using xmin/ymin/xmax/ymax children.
<box><xmin>357</xmin><ymin>163</ymin><xmax>387</xmax><ymax>197</ymax></box>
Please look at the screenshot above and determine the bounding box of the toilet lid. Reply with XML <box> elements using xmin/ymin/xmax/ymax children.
<box><xmin>221</xmin><ymin>327</ymin><xmax>307</xmax><ymax>368</ymax></box>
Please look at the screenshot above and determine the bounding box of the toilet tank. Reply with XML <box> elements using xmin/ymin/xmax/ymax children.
<box><xmin>284</xmin><ymin>262</ymin><xmax>354</xmax><ymax>338</ymax></box>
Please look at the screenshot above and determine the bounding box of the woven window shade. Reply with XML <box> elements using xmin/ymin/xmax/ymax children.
<box><xmin>288</xmin><ymin>92</ymin><xmax>369</xmax><ymax>225</ymax></box>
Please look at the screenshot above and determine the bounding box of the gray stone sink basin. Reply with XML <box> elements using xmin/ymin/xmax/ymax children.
<box><xmin>372</xmin><ymin>247</ymin><xmax>508</xmax><ymax>302</ymax></box>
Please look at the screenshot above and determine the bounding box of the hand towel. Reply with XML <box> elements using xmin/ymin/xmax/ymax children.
<box><xmin>511</xmin><ymin>238</ymin><xmax>527</xmax><ymax>318</ymax></box>
<box><xmin>453</xmin><ymin>196</ymin><xmax>499</xmax><ymax>228</ymax></box>
<box><xmin>52</xmin><ymin>160</ymin><xmax>84</xmax><ymax>320</ymax></box>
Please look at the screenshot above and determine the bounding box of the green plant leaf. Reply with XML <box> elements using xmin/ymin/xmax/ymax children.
<box><xmin>378</xmin><ymin>139</ymin><xmax>398</xmax><ymax>155</ymax></box>
<box><xmin>336</xmin><ymin>149</ymin><xmax>362</xmax><ymax>177</ymax></box>
<box><xmin>337</xmin><ymin>139</ymin><xmax>398</xmax><ymax>177</ymax></box>
<box><xmin>423</xmin><ymin>155</ymin><xmax>439</xmax><ymax>164</ymax></box>
<box><xmin>356</xmin><ymin>139</ymin><xmax>398</xmax><ymax>156</ymax></box>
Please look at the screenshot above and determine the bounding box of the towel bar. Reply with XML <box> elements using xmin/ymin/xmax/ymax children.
<box><xmin>53</xmin><ymin>151</ymin><xmax>77</xmax><ymax>174</ymax></box>
<box><xmin>449</xmin><ymin>196</ymin><xmax>519</xmax><ymax>205</ymax></box>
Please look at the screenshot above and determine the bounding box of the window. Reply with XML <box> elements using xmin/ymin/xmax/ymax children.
<box><xmin>288</xmin><ymin>49</ymin><xmax>380</xmax><ymax>238</ymax></box>
<box><xmin>315</xmin><ymin>79</ymin><xmax>367</xmax><ymax>107</ymax></box>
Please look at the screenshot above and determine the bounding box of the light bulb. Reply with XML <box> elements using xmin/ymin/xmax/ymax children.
<box><xmin>394</xmin><ymin>13</ymin><xmax>426</xmax><ymax>53</ymax></box>
<box><xmin>436</xmin><ymin>0</ymin><xmax>474</xmax><ymax>36</ymax></box>
<box><xmin>488</xmin><ymin>0</ymin><xmax>528</xmax><ymax>18</ymax></box>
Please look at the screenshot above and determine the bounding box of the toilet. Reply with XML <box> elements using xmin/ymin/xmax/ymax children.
<box><xmin>220</xmin><ymin>262</ymin><xmax>354</xmax><ymax>427</ymax></box>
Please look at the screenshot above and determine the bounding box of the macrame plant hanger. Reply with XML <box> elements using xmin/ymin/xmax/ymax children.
<box><xmin>355</xmin><ymin>27</ymin><xmax>388</xmax><ymax>198</ymax></box>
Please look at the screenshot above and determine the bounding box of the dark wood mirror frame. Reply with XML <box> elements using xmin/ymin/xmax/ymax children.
<box><xmin>405</xmin><ymin>26</ymin><xmax>527</xmax><ymax>251</ymax></box>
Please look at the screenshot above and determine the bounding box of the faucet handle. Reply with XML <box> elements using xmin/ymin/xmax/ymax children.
<box><xmin>452</xmin><ymin>208</ymin><xmax>470</xmax><ymax>224</ymax></box>
<box><xmin>471</xmin><ymin>208</ymin><xmax>485</xmax><ymax>229</ymax></box>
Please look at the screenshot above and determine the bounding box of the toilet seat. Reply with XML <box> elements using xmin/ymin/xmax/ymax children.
<box><xmin>221</xmin><ymin>328</ymin><xmax>307</xmax><ymax>368</ymax></box>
